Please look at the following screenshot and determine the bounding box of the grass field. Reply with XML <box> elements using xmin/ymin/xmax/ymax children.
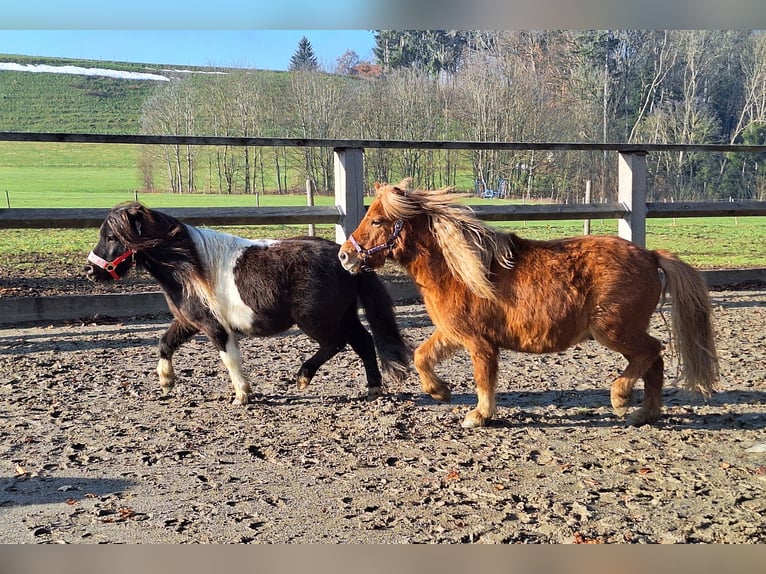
<box><xmin>0</xmin><ymin>141</ymin><xmax>305</xmax><ymax>204</ymax></box>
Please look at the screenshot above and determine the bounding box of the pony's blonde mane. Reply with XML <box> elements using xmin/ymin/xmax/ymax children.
<box><xmin>377</xmin><ymin>180</ymin><xmax>514</xmax><ymax>300</ymax></box>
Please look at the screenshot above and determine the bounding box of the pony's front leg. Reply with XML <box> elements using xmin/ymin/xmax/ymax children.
<box><xmin>414</xmin><ymin>330</ymin><xmax>459</xmax><ymax>403</ymax></box>
<box><xmin>157</xmin><ymin>319</ymin><xmax>199</xmax><ymax>396</ymax></box>
<box><xmin>219</xmin><ymin>337</ymin><xmax>252</xmax><ymax>405</ymax></box>
<box><xmin>462</xmin><ymin>341</ymin><xmax>499</xmax><ymax>428</ymax></box>
<box><xmin>206</xmin><ymin>324</ymin><xmax>251</xmax><ymax>405</ymax></box>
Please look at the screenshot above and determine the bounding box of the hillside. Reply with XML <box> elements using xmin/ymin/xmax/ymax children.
<box><xmin>0</xmin><ymin>54</ymin><xmax>221</xmax><ymax>134</ymax></box>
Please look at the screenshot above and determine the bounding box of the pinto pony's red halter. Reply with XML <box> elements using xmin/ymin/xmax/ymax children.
<box><xmin>347</xmin><ymin>219</ymin><xmax>404</xmax><ymax>272</ymax></box>
<box><xmin>87</xmin><ymin>249</ymin><xmax>135</xmax><ymax>280</ymax></box>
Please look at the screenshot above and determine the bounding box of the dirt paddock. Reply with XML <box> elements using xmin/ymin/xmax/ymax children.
<box><xmin>1</xmin><ymin>289</ymin><xmax>765</xmax><ymax>543</ymax></box>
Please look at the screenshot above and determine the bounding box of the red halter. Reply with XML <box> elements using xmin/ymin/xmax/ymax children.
<box><xmin>87</xmin><ymin>249</ymin><xmax>135</xmax><ymax>280</ymax></box>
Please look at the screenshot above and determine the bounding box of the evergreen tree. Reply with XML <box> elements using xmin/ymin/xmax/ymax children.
<box><xmin>289</xmin><ymin>36</ymin><xmax>319</xmax><ymax>72</ymax></box>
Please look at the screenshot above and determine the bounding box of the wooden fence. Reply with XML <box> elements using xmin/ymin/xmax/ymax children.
<box><xmin>1</xmin><ymin>132</ymin><xmax>765</xmax><ymax>324</ymax></box>
<box><xmin>2</xmin><ymin>132</ymin><xmax>766</xmax><ymax>245</ymax></box>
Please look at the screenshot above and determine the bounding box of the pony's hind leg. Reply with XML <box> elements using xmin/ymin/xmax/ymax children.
<box><xmin>157</xmin><ymin>319</ymin><xmax>199</xmax><ymax>396</ymax></box>
<box><xmin>343</xmin><ymin>317</ymin><xmax>386</xmax><ymax>399</ymax></box>
<box><xmin>296</xmin><ymin>341</ymin><xmax>345</xmax><ymax>391</ymax></box>
<box><xmin>606</xmin><ymin>335</ymin><xmax>664</xmax><ymax>425</ymax></box>
<box><xmin>298</xmin><ymin>311</ymin><xmax>383</xmax><ymax>399</ymax></box>
<box><xmin>462</xmin><ymin>340</ymin><xmax>499</xmax><ymax>428</ymax></box>
<box><xmin>414</xmin><ymin>329</ymin><xmax>460</xmax><ymax>403</ymax></box>
<box><xmin>627</xmin><ymin>354</ymin><xmax>664</xmax><ymax>426</ymax></box>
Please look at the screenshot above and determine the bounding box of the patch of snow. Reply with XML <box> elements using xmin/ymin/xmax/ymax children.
<box><xmin>0</xmin><ymin>62</ymin><xmax>171</xmax><ymax>82</ymax></box>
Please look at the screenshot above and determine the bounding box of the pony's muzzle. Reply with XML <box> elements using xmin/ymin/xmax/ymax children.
<box><xmin>338</xmin><ymin>248</ymin><xmax>358</xmax><ymax>273</ymax></box>
<box><xmin>82</xmin><ymin>263</ymin><xmax>110</xmax><ymax>282</ymax></box>
<box><xmin>85</xmin><ymin>249</ymin><xmax>134</xmax><ymax>281</ymax></box>
<box><xmin>83</xmin><ymin>263</ymin><xmax>96</xmax><ymax>281</ymax></box>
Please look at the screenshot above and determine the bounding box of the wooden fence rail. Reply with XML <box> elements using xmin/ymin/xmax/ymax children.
<box><xmin>2</xmin><ymin>201</ymin><xmax>765</xmax><ymax>230</ymax></box>
<box><xmin>0</xmin><ymin>206</ymin><xmax>341</xmax><ymax>229</ymax></box>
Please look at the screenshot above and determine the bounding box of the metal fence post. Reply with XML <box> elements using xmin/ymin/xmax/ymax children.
<box><xmin>334</xmin><ymin>147</ymin><xmax>365</xmax><ymax>244</ymax></box>
<box><xmin>618</xmin><ymin>151</ymin><xmax>648</xmax><ymax>247</ymax></box>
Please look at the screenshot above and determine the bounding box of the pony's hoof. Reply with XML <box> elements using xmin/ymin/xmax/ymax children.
<box><xmin>461</xmin><ymin>410</ymin><xmax>488</xmax><ymax>428</ymax></box>
<box><xmin>232</xmin><ymin>393</ymin><xmax>250</xmax><ymax>406</ymax></box>
<box><xmin>297</xmin><ymin>375</ymin><xmax>311</xmax><ymax>390</ymax></box>
<box><xmin>626</xmin><ymin>407</ymin><xmax>661</xmax><ymax>426</ymax></box>
<box><xmin>366</xmin><ymin>386</ymin><xmax>384</xmax><ymax>400</ymax></box>
<box><xmin>610</xmin><ymin>388</ymin><xmax>633</xmax><ymax>414</ymax></box>
<box><xmin>612</xmin><ymin>406</ymin><xmax>629</xmax><ymax>418</ymax></box>
<box><xmin>160</xmin><ymin>385</ymin><xmax>174</xmax><ymax>396</ymax></box>
<box><xmin>427</xmin><ymin>387</ymin><xmax>452</xmax><ymax>403</ymax></box>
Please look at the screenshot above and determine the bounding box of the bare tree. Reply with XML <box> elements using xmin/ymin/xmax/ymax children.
<box><xmin>195</xmin><ymin>74</ymin><xmax>239</xmax><ymax>193</ymax></box>
<box><xmin>335</xmin><ymin>50</ymin><xmax>361</xmax><ymax>76</ymax></box>
<box><xmin>137</xmin><ymin>30</ymin><xmax>765</xmax><ymax>202</ymax></box>
<box><xmin>627</xmin><ymin>31</ymin><xmax>678</xmax><ymax>143</ymax></box>
<box><xmin>452</xmin><ymin>31</ymin><xmax>584</xmax><ymax>199</ymax></box>
<box><xmin>141</xmin><ymin>80</ymin><xmax>198</xmax><ymax>193</ymax></box>
<box><xmin>382</xmin><ymin>68</ymin><xmax>443</xmax><ymax>186</ymax></box>
<box><xmin>732</xmin><ymin>32</ymin><xmax>766</xmax><ymax>143</ymax></box>
<box><xmin>287</xmin><ymin>70</ymin><xmax>351</xmax><ymax>191</ymax></box>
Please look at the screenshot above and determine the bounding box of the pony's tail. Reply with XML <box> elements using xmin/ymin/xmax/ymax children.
<box><xmin>655</xmin><ymin>250</ymin><xmax>719</xmax><ymax>397</ymax></box>
<box><xmin>357</xmin><ymin>272</ymin><xmax>412</xmax><ymax>385</ymax></box>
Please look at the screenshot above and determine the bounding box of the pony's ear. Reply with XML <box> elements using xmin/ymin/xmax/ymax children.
<box><xmin>390</xmin><ymin>186</ymin><xmax>408</xmax><ymax>197</ymax></box>
<box><xmin>373</xmin><ymin>182</ymin><xmax>383</xmax><ymax>191</ymax></box>
<box><xmin>391</xmin><ymin>177</ymin><xmax>413</xmax><ymax>195</ymax></box>
<box><xmin>123</xmin><ymin>204</ymin><xmax>148</xmax><ymax>238</ymax></box>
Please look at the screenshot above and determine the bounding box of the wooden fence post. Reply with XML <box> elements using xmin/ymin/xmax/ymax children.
<box><xmin>617</xmin><ymin>151</ymin><xmax>648</xmax><ymax>247</ymax></box>
<box><xmin>334</xmin><ymin>147</ymin><xmax>365</xmax><ymax>244</ymax></box>
<box><xmin>305</xmin><ymin>178</ymin><xmax>315</xmax><ymax>236</ymax></box>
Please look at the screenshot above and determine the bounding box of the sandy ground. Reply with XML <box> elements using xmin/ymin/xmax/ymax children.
<box><xmin>1</xmin><ymin>289</ymin><xmax>765</xmax><ymax>543</ymax></box>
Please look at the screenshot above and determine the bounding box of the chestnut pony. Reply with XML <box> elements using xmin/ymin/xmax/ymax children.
<box><xmin>85</xmin><ymin>202</ymin><xmax>410</xmax><ymax>405</ymax></box>
<box><xmin>339</xmin><ymin>181</ymin><xmax>719</xmax><ymax>428</ymax></box>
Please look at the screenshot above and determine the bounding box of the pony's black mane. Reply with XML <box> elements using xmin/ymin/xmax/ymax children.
<box><xmin>107</xmin><ymin>203</ymin><xmax>208</xmax><ymax>290</ymax></box>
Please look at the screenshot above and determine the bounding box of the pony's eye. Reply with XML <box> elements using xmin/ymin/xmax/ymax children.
<box><xmin>371</xmin><ymin>219</ymin><xmax>383</xmax><ymax>227</ymax></box>
<box><xmin>106</xmin><ymin>234</ymin><xmax>118</xmax><ymax>242</ymax></box>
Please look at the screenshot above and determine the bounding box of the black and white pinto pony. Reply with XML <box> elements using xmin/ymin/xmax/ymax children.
<box><xmin>84</xmin><ymin>202</ymin><xmax>410</xmax><ymax>404</ymax></box>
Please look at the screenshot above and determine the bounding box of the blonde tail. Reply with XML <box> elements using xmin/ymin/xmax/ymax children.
<box><xmin>656</xmin><ymin>250</ymin><xmax>719</xmax><ymax>397</ymax></box>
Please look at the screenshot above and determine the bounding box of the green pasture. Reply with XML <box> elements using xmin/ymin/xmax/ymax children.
<box><xmin>0</xmin><ymin>142</ymin><xmax>308</xmax><ymax>204</ymax></box>
<box><xmin>0</xmin><ymin>142</ymin><xmax>142</xmax><ymax>207</ymax></box>
<box><xmin>0</xmin><ymin>183</ymin><xmax>337</xmax><ymax>209</ymax></box>
<box><xmin>0</xmin><ymin>142</ymin><xmax>137</xmax><ymax>168</ymax></box>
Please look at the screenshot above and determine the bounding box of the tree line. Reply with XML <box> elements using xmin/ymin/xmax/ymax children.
<box><xmin>140</xmin><ymin>30</ymin><xmax>766</xmax><ymax>202</ymax></box>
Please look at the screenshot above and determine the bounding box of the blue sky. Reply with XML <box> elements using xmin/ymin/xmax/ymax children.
<box><xmin>0</xmin><ymin>30</ymin><xmax>377</xmax><ymax>71</ymax></box>
<box><xmin>3</xmin><ymin>1</ymin><xmax>386</xmax><ymax>29</ymax></box>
